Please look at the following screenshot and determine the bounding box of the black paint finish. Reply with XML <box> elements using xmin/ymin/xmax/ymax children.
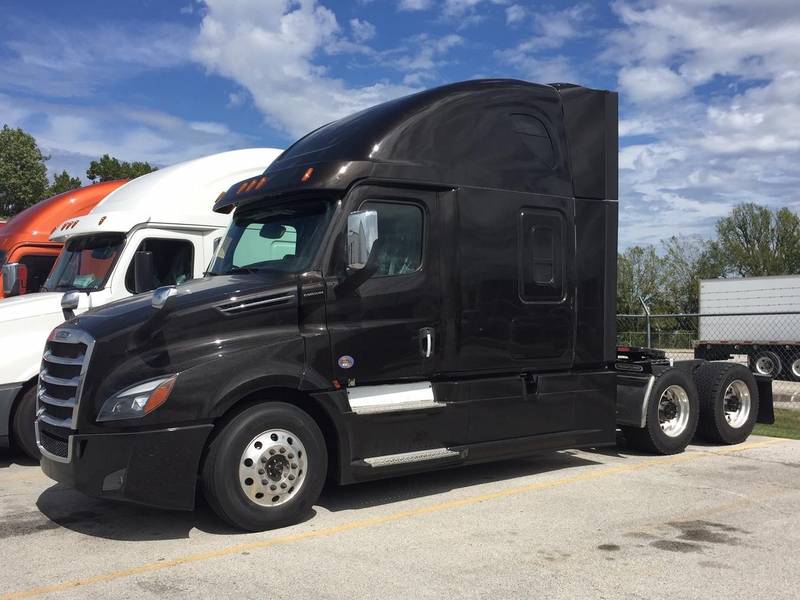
<box><xmin>40</xmin><ymin>79</ymin><xmax>620</xmax><ymax>511</ymax></box>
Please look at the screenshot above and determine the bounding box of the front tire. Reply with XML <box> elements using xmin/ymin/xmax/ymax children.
<box><xmin>695</xmin><ymin>362</ymin><xmax>758</xmax><ymax>445</ymax></box>
<box><xmin>622</xmin><ymin>367</ymin><xmax>699</xmax><ymax>455</ymax></box>
<box><xmin>12</xmin><ymin>387</ymin><xmax>40</xmax><ymax>460</ymax></box>
<box><xmin>201</xmin><ymin>402</ymin><xmax>327</xmax><ymax>531</ymax></box>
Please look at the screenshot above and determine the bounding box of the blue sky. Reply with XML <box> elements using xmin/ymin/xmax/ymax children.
<box><xmin>1</xmin><ymin>0</ymin><xmax>798</xmax><ymax>246</ymax></box>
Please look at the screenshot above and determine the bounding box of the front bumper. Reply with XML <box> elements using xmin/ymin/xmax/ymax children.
<box><xmin>39</xmin><ymin>423</ymin><xmax>213</xmax><ymax>510</ymax></box>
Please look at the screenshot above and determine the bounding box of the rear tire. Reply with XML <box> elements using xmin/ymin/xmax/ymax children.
<box><xmin>622</xmin><ymin>367</ymin><xmax>699</xmax><ymax>455</ymax></box>
<box><xmin>201</xmin><ymin>402</ymin><xmax>327</xmax><ymax>531</ymax></box>
<box><xmin>695</xmin><ymin>362</ymin><xmax>758</xmax><ymax>445</ymax></box>
<box><xmin>12</xmin><ymin>387</ymin><xmax>40</xmax><ymax>460</ymax></box>
<box><xmin>749</xmin><ymin>350</ymin><xmax>782</xmax><ymax>379</ymax></box>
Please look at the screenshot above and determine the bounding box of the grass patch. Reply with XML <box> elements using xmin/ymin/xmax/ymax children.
<box><xmin>754</xmin><ymin>408</ymin><xmax>800</xmax><ymax>440</ymax></box>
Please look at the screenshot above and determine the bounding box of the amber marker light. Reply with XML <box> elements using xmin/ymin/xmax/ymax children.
<box><xmin>301</xmin><ymin>167</ymin><xmax>314</xmax><ymax>182</ymax></box>
<box><xmin>237</xmin><ymin>181</ymin><xmax>249</xmax><ymax>194</ymax></box>
<box><xmin>255</xmin><ymin>176</ymin><xmax>268</xmax><ymax>190</ymax></box>
<box><xmin>143</xmin><ymin>376</ymin><xmax>178</xmax><ymax>415</ymax></box>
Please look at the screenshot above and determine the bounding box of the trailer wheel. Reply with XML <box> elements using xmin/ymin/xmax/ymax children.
<box><xmin>695</xmin><ymin>362</ymin><xmax>759</xmax><ymax>445</ymax></box>
<box><xmin>201</xmin><ymin>402</ymin><xmax>327</xmax><ymax>531</ymax></box>
<box><xmin>788</xmin><ymin>353</ymin><xmax>800</xmax><ymax>382</ymax></box>
<box><xmin>749</xmin><ymin>350</ymin><xmax>782</xmax><ymax>379</ymax></box>
<box><xmin>12</xmin><ymin>386</ymin><xmax>40</xmax><ymax>460</ymax></box>
<box><xmin>621</xmin><ymin>368</ymin><xmax>699</xmax><ymax>455</ymax></box>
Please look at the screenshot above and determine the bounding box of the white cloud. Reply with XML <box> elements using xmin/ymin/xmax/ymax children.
<box><xmin>618</xmin><ymin>66</ymin><xmax>690</xmax><ymax>103</ymax></box>
<box><xmin>0</xmin><ymin>94</ymin><xmax>250</xmax><ymax>181</ymax></box>
<box><xmin>398</xmin><ymin>0</ymin><xmax>431</xmax><ymax>10</ymax></box>
<box><xmin>350</xmin><ymin>18</ymin><xmax>376</xmax><ymax>42</ymax></box>
<box><xmin>0</xmin><ymin>20</ymin><xmax>193</xmax><ymax>97</ymax></box>
<box><xmin>193</xmin><ymin>0</ymin><xmax>414</xmax><ymax>138</ymax></box>
<box><xmin>505</xmin><ymin>4</ymin><xmax>526</xmax><ymax>25</ymax></box>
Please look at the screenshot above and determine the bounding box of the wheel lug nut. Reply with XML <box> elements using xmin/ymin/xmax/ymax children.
<box><xmin>279</xmin><ymin>447</ymin><xmax>286</xmax><ymax>454</ymax></box>
<box><xmin>288</xmin><ymin>474</ymin><xmax>295</xmax><ymax>481</ymax></box>
<box><xmin>269</xmin><ymin>449</ymin><xmax>276</xmax><ymax>455</ymax></box>
<box><xmin>288</xmin><ymin>453</ymin><xmax>294</xmax><ymax>459</ymax></box>
<box><xmin>260</xmin><ymin>456</ymin><xmax>267</xmax><ymax>463</ymax></box>
<box><xmin>258</xmin><ymin>469</ymin><xmax>265</xmax><ymax>475</ymax></box>
<box><xmin>270</xmin><ymin>484</ymin><xmax>277</xmax><ymax>491</ymax></box>
<box><xmin>280</xmin><ymin>483</ymin><xmax>287</xmax><ymax>489</ymax></box>
<box><xmin>291</xmin><ymin>463</ymin><xmax>297</xmax><ymax>469</ymax></box>
<box><xmin>261</xmin><ymin>479</ymin><xmax>268</xmax><ymax>485</ymax></box>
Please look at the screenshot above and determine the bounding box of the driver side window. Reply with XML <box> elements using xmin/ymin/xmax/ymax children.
<box><xmin>125</xmin><ymin>238</ymin><xmax>194</xmax><ymax>293</ymax></box>
<box><xmin>361</xmin><ymin>201</ymin><xmax>424</xmax><ymax>277</ymax></box>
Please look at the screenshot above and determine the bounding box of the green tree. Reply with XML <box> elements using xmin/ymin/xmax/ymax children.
<box><xmin>617</xmin><ymin>245</ymin><xmax>664</xmax><ymax>314</ymax></box>
<box><xmin>46</xmin><ymin>170</ymin><xmax>82</xmax><ymax>197</ymax></box>
<box><xmin>86</xmin><ymin>154</ymin><xmax>157</xmax><ymax>182</ymax></box>
<box><xmin>0</xmin><ymin>125</ymin><xmax>49</xmax><ymax>217</ymax></box>
<box><xmin>712</xmin><ymin>203</ymin><xmax>800</xmax><ymax>276</ymax></box>
<box><xmin>661</xmin><ymin>235</ymin><xmax>725</xmax><ymax>313</ymax></box>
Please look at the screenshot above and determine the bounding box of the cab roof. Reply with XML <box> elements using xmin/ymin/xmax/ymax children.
<box><xmin>216</xmin><ymin>79</ymin><xmax>617</xmax><ymax>213</ymax></box>
<box><xmin>51</xmin><ymin>148</ymin><xmax>283</xmax><ymax>242</ymax></box>
<box><xmin>0</xmin><ymin>180</ymin><xmax>126</xmax><ymax>250</ymax></box>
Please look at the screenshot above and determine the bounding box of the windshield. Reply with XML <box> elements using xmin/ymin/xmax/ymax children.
<box><xmin>42</xmin><ymin>234</ymin><xmax>125</xmax><ymax>292</ymax></box>
<box><xmin>208</xmin><ymin>199</ymin><xmax>333</xmax><ymax>276</ymax></box>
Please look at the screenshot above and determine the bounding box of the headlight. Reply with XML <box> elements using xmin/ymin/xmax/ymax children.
<box><xmin>97</xmin><ymin>375</ymin><xmax>178</xmax><ymax>422</ymax></box>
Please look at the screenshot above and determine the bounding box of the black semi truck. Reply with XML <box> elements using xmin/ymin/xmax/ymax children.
<box><xmin>36</xmin><ymin>80</ymin><xmax>774</xmax><ymax>531</ymax></box>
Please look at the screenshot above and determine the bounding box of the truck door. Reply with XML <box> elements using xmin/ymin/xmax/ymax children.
<box><xmin>326</xmin><ymin>186</ymin><xmax>440</xmax><ymax>386</ymax></box>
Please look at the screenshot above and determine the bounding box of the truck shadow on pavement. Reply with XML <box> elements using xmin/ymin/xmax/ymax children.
<box><xmin>0</xmin><ymin>448</ymin><xmax>38</xmax><ymax>468</ymax></box>
<box><xmin>33</xmin><ymin>451</ymin><xmax>598</xmax><ymax>542</ymax></box>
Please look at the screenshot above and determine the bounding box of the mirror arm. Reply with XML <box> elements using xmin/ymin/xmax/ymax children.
<box><xmin>337</xmin><ymin>238</ymin><xmax>383</xmax><ymax>295</ymax></box>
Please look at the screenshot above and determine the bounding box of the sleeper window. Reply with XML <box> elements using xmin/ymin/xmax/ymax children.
<box><xmin>361</xmin><ymin>201</ymin><xmax>423</xmax><ymax>277</ymax></box>
<box><xmin>519</xmin><ymin>209</ymin><xmax>564</xmax><ymax>302</ymax></box>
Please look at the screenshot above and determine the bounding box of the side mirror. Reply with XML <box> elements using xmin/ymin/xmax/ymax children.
<box><xmin>1</xmin><ymin>263</ymin><xmax>28</xmax><ymax>297</ymax></box>
<box><xmin>346</xmin><ymin>210</ymin><xmax>378</xmax><ymax>271</ymax></box>
<box><xmin>133</xmin><ymin>250</ymin><xmax>155</xmax><ymax>294</ymax></box>
<box><xmin>61</xmin><ymin>291</ymin><xmax>80</xmax><ymax>320</ymax></box>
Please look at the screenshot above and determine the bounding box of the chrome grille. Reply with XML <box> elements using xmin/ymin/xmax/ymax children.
<box><xmin>35</xmin><ymin>328</ymin><xmax>95</xmax><ymax>462</ymax></box>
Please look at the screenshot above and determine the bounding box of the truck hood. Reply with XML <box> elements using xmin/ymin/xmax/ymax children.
<box><xmin>0</xmin><ymin>292</ymin><xmax>65</xmax><ymax>323</ymax></box>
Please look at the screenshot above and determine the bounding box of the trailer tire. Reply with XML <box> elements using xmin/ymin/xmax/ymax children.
<box><xmin>201</xmin><ymin>402</ymin><xmax>327</xmax><ymax>532</ymax></box>
<box><xmin>695</xmin><ymin>362</ymin><xmax>758</xmax><ymax>445</ymax></box>
<box><xmin>621</xmin><ymin>368</ymin><xmax>699</xmax><ymax>455</ymax></box>
<box><xmin>749</xmin><ymin>350</ymin><xmax>782</xmax><ymax>379</ymax></box>
<box><xmin>12</xmin><ymin>386</ymin><xmax>40</xmax><ymax>460</ymax></box>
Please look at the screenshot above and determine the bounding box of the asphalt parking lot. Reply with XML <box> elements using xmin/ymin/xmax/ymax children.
<box><xmin>1</xmin><ymin>436</ymin><xmax>799</xmax><ymax>600</ymax></box>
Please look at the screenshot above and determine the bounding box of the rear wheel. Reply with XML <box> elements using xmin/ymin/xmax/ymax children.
<box><xmin>749</xmin><ymin>350</ymin><xmax>782</xmax><ymax>379</ymax></box>
<box><xmin>201</xmin><ymin>402</ymin><xmax>327</xmax><ymax>531</ymax></box>
<box><xmin>12</xmin><ymin>386</ymin><xmax>40</xmax><ymax>460</ymax></box>
<box><xmin>788</xmin><ymin>353</ymin><xmax>800</xmax><ymax>382</ymax></box>
<box><xmin>695</xmin><ymin>362</ymin><xmax>758</xmax><ymax>445</ymax></box>
<box><xmin>622</xmin><ymin>367</ymin><xmax>699</xmax><ymax>455</ymax></box>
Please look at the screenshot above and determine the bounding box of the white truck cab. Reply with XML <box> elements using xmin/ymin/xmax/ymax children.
<box><xmin>0</xmin><ymin>148</ymin><xmax>282</xmax><ymax>457</ymax></box>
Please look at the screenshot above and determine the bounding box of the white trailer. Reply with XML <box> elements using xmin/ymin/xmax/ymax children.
<box><xmin>695</xmin><ymin>275</ymin><xmax>800</xmax><ymax>380</ymax></box>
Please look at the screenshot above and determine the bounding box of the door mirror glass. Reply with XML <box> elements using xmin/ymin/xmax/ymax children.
<box><xmin>346</xmin><ymin>210</ymin><xmax>378</xmax><ymax>271</ymax></box>
<box><xmin>133</xmin><ymin>250</ymin><xmax>156</xmax><ymax>294</ymax></box>
<box><xmin>1</xmin><ymin>263</ymin><xmax>28</xmax><ymax>297</ymax></box>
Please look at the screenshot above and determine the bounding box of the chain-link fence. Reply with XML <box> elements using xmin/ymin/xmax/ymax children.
<box><xmin>617</xmin><ymin>312</ymin><xmax>800</xmax><ymax>401</ymax></box>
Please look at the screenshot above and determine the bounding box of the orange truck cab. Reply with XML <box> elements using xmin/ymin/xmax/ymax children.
<box><xmin>0</xmin><ymin>181</ymin><xmax>127</xmax><ymax>298</ymax></box>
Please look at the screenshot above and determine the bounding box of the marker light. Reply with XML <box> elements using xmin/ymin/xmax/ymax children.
<box><xmin>97</xmin><ymin>375</ymin><xmax>178</xmax><ymax>422</ymax></box>
<box><xmin>255</xmin><ymin>176</ymin><xmax>268</xmax><ymax>190</ymax></box>
<box><xmin>301</xmin><ymin>167</ymin><xmax>314</xmax><ymax>182</ymax></box>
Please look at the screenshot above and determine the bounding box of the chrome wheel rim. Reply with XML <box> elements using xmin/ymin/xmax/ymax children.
<box><xmin>792</xmin><ymin>358</ymin><xmax>800</xmax><ymax>379</ymax></box>
<box><xmin>658</xmin><ymin>385</ymin><xmax>691</xmax><ymax>438</ymax></box>
<box><xmin>723</xmin><ymin>380</ymin><xmax>751</xmax><ymax>429</ymax></box>
<box><xmin>755</xmin><ymin>355</ymin><xmax>777</xmax><ymax>376</ymax></box>
<box><xmin>239</xmin><ymin>428</ymin><xmax>307</xmax><ymax>507</ymax></box>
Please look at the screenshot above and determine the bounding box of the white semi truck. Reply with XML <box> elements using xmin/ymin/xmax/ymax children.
<box><xmin>0</xmin><ymin>148</ymin><xmax>282</xmax><ymax>458</ymax></box>
<box><xmin>694</xmin><ymin>275</ymin><xmax>800</xmax><ymax>380</ymax></box>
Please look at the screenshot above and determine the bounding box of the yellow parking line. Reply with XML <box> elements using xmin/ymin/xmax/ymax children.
<box><xmin>1</xmin><ymin>437</ymin><xmax>786</xmax><ymax>600</ymax></box>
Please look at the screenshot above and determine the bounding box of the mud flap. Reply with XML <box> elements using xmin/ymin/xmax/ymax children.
<box><xmin>754</xmin><ymin>374</ymin><xmax>775</xmax><ymax>425</ymax></box>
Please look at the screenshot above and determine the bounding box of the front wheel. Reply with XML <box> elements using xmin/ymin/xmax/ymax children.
<box><xmin>12</xmin><ymin>386</ymin><xmax>40</xmax><ymax>460</ymax></box>
<box><xmin>201</xmin><ymin>402</ymin><xmax>327</xmax><ymax>531</ymax></box>
<box><xmin>622</xmin><ymin>367</ymin><xmax>700</xmax><ymax>455</ymax></box>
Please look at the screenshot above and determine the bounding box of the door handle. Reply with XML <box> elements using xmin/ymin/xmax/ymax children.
<box><xmin>419</xmin><ymin>327</ymin><xmax>434</xmax><ymax>359</ymax></box>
